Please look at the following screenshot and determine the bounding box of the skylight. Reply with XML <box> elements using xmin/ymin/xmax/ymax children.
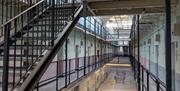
<box><xmin>105</xmin><ymin>15</ymin><xmax>133</xmax><ymax>45</ymax></box>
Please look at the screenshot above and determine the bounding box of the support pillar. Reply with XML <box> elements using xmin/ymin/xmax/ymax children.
<box><xmin>2</xmin><ymin>23</ymin><xmax>10</xmax><ymax>91</ymax></box>
<box><xmin>165</xmin><ymin>0</ymin><xmax>172</xmax><ymax>91</ymax></box>
<box><xmin>137</xmin><ymin>15</ymin><xmax>141</xmax><ymax>91</ymax></box>
<box><xmin>83</xmin><ymin>0</ymin><xmax>87</xmax><ymax>76</ymax></box>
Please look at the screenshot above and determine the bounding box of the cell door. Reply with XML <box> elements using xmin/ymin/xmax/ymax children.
<box><xmin>171</xmin><ymin>42</ymin><xmax>176</xmax><ymax>91</ymax></box>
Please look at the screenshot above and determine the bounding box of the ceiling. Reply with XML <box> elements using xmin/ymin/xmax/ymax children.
<box><xmin>87</xmin><ymin>0</ymin><xmax>178</xmax><ymax>16</ymax></box>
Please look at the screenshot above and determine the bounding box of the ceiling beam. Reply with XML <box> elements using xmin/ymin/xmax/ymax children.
<box><xmin>106</xmin><ymin>38</ymin><xmax>131</xmax><ymax>41</ymax></box>
<box><xmin>88</xmin><ymin>0</ymin><xmax>177</xmax><ymax>10</ymax></box>
<box><xmin>92</xmin><ymin>7</ymin><xmax>164</xmax><ymax>16</ymax></box>
<box><xmin>107</xmin><ymin>33</ymin><xmax>130</xmax><ymax>35</ymax></box>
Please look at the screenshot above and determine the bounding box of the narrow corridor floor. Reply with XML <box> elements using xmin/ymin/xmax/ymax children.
<box><xmin>97</xmin><ymin>57</ymin><xmax>137</xmax><ymax>91</ymax></box>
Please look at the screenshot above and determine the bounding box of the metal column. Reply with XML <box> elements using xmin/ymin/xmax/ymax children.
<box><xmin>137</xmin><ymin>15</ymin><xmax>141</xmax><ymax>91</ymax></box>
<box><xmin>2</xmin><ymin>24</ymin><xmax>11</xmax><ymax>91</ymax></box>
<box><xmin>133</xmin><ymin>18</ymin><xmax>136</xmax><ymax>79</ymax></box>
<box><xmin>83</xmin><ymin>0</ymin><xmax>87</xmax><ymax>76</ymax></box>
<box><xmin>165</xmin><ymin>0</ymin><xmax>172</xmax><ymax>91</ymax></box>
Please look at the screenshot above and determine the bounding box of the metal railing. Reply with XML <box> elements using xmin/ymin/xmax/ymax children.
<box><xmin>130</xmin><ymin>56</ymin><xmax>167</xmax><ymax>91</ymax></box>
<box><xmin>0</xmin><ymin>0</ymin><xmax>81</xmax><ymax>90</ymax></box>
<box><xmin>35</xmin><ymin>53</ymin><xmax>114</xmax><ymax>90</ymax></box>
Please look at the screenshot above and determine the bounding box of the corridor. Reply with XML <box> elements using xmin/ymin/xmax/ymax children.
<box><xmin>98</xmin><ymin>57</ymin><xmax>137</xmax><ymax>91</ymax></box>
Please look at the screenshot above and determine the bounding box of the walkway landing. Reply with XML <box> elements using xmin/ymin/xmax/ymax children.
<box><xmin>98</xmin><ymin>57</ymin><xmax>137</xmax><ymax>91</ymax></box>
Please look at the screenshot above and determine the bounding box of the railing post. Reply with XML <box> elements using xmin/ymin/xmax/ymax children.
<box><xmin>69</xmin><ymin>59</ymin><xmax>71</xmax><ymax>84</ymax></box>
<box><xmin>65</xmin><ymin>39</ymin><xmax>68</xmax><ymax>87</ymax></box>
<box><xmin>71</xmin><ymin>0</ymin><xmax>75</xmax><ymax>20</ymax></box>
<box><xmin>156</xmin><ymin>80</ymin><xmax>160</xmax><ymax>91</ymax></box>
<box><xmin>142</xmin><ymin>66</ymin><xmax>144</xmax><ymax>91</ymax></box>
<box><xmin>56</xmin><ymin>61</ymin><xmax>58</xmax><ymax>91</ymax></box>
<box><xmin>165</xmin><ymin>0</ymin><xmax>172</xmax><ymax>91</ymax></box>
<box><xmin>2</xmin><ymin>23</ymin><xmax>11</xmax><ymax>91</ymax></box>
<box><xmin>147</xmin><ymin>71</ymin><xmax>149</xmax><ymax>91</ymax></box>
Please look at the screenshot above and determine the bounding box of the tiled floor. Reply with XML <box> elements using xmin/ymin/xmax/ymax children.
<box><xmin>98</xmin><ymin>57</ymin><xmax>137</xmax><ymax>91</ymax></box>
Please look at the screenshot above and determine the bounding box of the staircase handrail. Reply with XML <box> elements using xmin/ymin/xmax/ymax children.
<box><xmin>0</xmin><ymin>0</ymin><xmax>45</xmax><ymax>28</ymax></box>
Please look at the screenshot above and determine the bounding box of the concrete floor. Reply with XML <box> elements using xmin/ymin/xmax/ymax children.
<box><xmin>98</xmin><ymin>57</ymin><xmax>137</xmax><ymax>91</ymax></box>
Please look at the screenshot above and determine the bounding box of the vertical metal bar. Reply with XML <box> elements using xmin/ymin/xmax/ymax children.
<box><xmin>142</xmin><ymin>66</ymin><xmax>144</xmax><ymax>91</ymax></box>
<box><xmin>48</xmin><ymin>1</ymin><xmax>51</xmax><ymax>47</ymax></box>
<box><xmin>5</xmin><ymin>0</ymin><xmax>8</xmax><ymax>22</ymax></box>
<box><xmin>83</xmin><ymin>0</ymin><xmax>87</xmax><ymax>76</ymax></box>
<box><xmin>31</xmin><ymin>7</ymin><xmax>35</xmax><ymax>66</ymax></box>
<box><xmin>65</xmin><ymin>39</ymin><xmax>68</xmax><ymax>87</ymax></box>
<box><xmin>88</xmin><ymin>52</ymin><xmax>90</xmax><ymax>73</ymax></box>
<box><xmin>36</xmin><ymin>83</ymin><xmax>39</xmax><ymax>91</ymax></box>
<box><xmin>100</xmin><ymin>26</ymin><xmax>103</xmax><ymax>65</ymax></box>
<box><xmin>20</xmin><ymin>15</ymin><xmax>23</xmax><ymax>80</ymax></box>
<box><xmin>94</xmin><ymin>20</ymin><xmax>97</xmax><ymax>69</ymax></box>
<box><xmin>165</xmin><ymin>0</ymin><xmax>172</xmax><ymax>91</ymax></box>
<box><xmin>2</xmin><ymin>23</ymin><xmax>10</xmax><ymax>91</ymax></box>
<box><xmin>17</xmin><ymin>0</ymin><xmax>20</xmax><ymax>14</ymax></box>
<box><xmin>56</xmin><ymin>61</ymin><xmax>58</xmax><ymax>91</ymax></box>
<box><xmin>77</xmin><ymin>58</ymin><xmax>79</xmax><ymax>79</ymax></box>
<box><xmin>133</xmin><ymin>17</ymin><xmax>136</xmax><ymax>79</ymax></box>
<box><xmin>51</xmin><ymin>0</ymin><xmax>55</xmax><ymax>46</ymax></box>
<box><xmin>40</xmin><ymin>1</ymin><xmax>43</xmax><ymax>54</ymax></box>
<box><xmin>36</xmin><ymin>5</ymin><xmax>40</xmax><ymax>90</ymax></box>
<box><xmin>133</xmin><ymin>26</ymin><xmax>135</xmax><ymax>57</ymax></box>
<box><xmin>147</xmin><ymin>72</ymin><xmax>149</xmax><ymax>91</ymax></box>
<box><xmin>10</xmin><ymin>0</ymin><xmax>12</xmax><ymax>18</ymax></box>
<box><xmin>36</xmin><ymin>4</ymin><xmax>39</xmax><ymax>61</ymax></box>
<box><xmin>12</xmin><ymin>19</ymin><xmax>17</xmax><ymax>88</ymax></box>
<box><xmin>156</xmin><ymin>80</ymin><xmax>160</xmax><ymax>91</ymax></box>
<box><xmin>69</xmin><ymin>59</ymin><xmax>71</xmax><ymax>84</ymax></box>
<box><xmin>45</xmin><ymin>0</ymin><xmax>49</xmax><ymax>48</ymax></box>
<box><xmin>72</xmin><ymin>0</ymin><xmax>75</xmax><ymax>20</ymax></box>
<box><xmin>137</xmin><ymin>15</ymin><xmax>141</xmax><ymax>91</ymax></box>
<box><xmin>13</xmin><ymin>0</ymin><xmax>16</xmax><ymax>18</ymax></box>
<box><xmin>26</xmin><ymin>6</ymin><xmax>30</xmax><ymax>72</ymax></box>
<box><xmin>1</xmin><ymin>0</ymin><xmax>3</xmax><ymax>26</ymax></box>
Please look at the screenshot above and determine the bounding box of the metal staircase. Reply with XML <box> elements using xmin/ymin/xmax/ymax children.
<box><xmin>0</xmin><ymin>0</ymin><xmax>83</xmax><ymax>90</ymax></box>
